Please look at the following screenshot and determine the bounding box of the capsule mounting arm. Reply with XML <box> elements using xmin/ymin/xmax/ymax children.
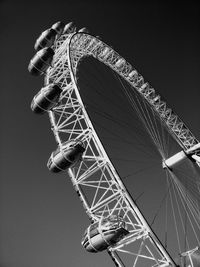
<box><xmin>163</xmin><ymin>143</ymin><xmax>200</xmax><ymax>169</ymax></box>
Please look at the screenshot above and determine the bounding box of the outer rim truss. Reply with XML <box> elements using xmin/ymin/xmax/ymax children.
<box><xmin>43</xmin><ymin>32</ymin><xmax>199</xmax><ymax>266</ymax></box>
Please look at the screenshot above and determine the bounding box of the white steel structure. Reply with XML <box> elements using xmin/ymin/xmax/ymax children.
<box><xmin>31</xmin><ymin>26</ymin><xmax>200</xmax><ymax>267</ymax></box>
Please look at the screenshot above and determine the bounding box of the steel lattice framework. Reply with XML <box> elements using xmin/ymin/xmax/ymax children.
<box><xmin>43</xmin><ymin>32</ymin><xmax>200</xmax><ymax>267</ymax></box>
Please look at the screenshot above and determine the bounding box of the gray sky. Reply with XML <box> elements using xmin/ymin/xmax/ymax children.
<box><xmin>1</xmin><ymin>1</ymin><xmax>200</xmax><ymax>267</ymax></box>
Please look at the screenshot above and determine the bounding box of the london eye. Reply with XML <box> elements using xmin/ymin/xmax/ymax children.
<box><xmin>28</xmin><ymin>21</ymin><xmax>200</xmax><ymax>267</ymax></box>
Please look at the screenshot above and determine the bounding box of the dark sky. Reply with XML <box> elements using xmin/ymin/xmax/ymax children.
<box><xmin>1</xmin><ymin>1</ymin><xmax>200</xmax><ymax>267</ymax></box>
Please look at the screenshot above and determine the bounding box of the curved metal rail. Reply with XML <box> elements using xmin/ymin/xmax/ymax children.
<box><xmin>44</xmin><ymin>32</ymin><xmax>199</xmax><ymax>266</ymax></box>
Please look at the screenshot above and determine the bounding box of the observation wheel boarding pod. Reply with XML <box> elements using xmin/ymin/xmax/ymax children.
<box><xmin>28</xmin><ymin>21</ymin><xmax>200</xmax><ymax>267</ymax></box>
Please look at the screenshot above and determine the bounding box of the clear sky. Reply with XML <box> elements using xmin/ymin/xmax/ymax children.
<box><xmin>1</xmin><ymin>1</ymin><xmax>200</xmax><ymax>267</ymax></box>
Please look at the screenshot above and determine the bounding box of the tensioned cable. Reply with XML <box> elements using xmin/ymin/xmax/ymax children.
<box><xmin>150</xmin><ymin>182</ymin><xmax>172</xmax><ymax>227</ymax></box>
<box><xmin>165</xmin><ymin>169</ymin><xmax>198</xmax><ymax>261</ymax></box>
<box><xmin>75</xmin><ymin>52</ymin><xmax>200</xmax><ymax>256</ymax></box>
<box><xmin>175</xmin><ymin>180</ymin><xmax>200</xmax><ymax>236</ymax></box>
<box><xmin>80</xmin><ymin>61</ymin><xmax>176</xmax><ymax>157</ymax></box>
<box><xmin>120</xmin><ymin>163</ymin><xmax>159</xmax><ymax>180</ymax></box>
<box><xmin>82</xmin><ymin>57</ymin><xmax>198</xmax><ymax>213</ymax></box>
<box><xmin>116</xmin><ymin>74</ymin><xmax>200</xmax><ymax>251</ymax></box>
<box><xmin>113</xmin><ymin>73</ymin><xmax>169</xmax><ymax>159</ymax></box>
<box><xmin>167</xmin><ymin>171</ymin><xmax>182</xmax><ymax>255</ymax></box>
<box><xmin>79</xmin><ymin>57</ymin><xmax>174</xmax><ymax>162</ymax></box>
<box><xmin>169</xmin><ymin>170</ymin><xmax>200</xmax><ymax>247</ymax></box>
<box><xmin>175</xmin><ymin>167</ymin><xmax>200</xmax><ymax>193</ymax></box>
<box><xmin>79</xmin><ymin>59</ymin><xmax>188</xmax><ymax>247</ymax></box>
<box><xmin>84</xmin><ymin>102</ymin><xmax>159</xmax><ymax>159</ymax></box>
<box><xmin>77</xmin><ymin>61</ymin><xmax>137</xmax><ymax>119</ymax></box>
<box><xmin>172</xmin><ymin>173</ymin><xmax>190</xmax><ymax>251</ymax></box>
<box><xmin>76</xmin><ymin>60</ymin><xmax>163</xmax><ymax>161</ymax></box>
<box><xmin>114</xmin><ymin>73</ymin><xmax>176</xmax><ymax>159</ymax></box>
<box><xmin>117</xmin><ymin>81</ymin><xmax>160</xmax><ymax>150</ymax></box>
<box><xmin>172</xmin><ymin>170</ymin><xmax>200</xmax><ymax>226</ymax></box>
<box><xmin>165</xmin><ymin>173</ymin><xmax>168</xmax><ymax>249</ymax></box>
<box><xmin>141</xmin><ymin>96</ymin><xmax>167</xmax><ymax>158</ymax></box>
<box><xmin>78</xmin><ymin>61</ymin><xmax>156</xmax><ymax>143</ymax></box>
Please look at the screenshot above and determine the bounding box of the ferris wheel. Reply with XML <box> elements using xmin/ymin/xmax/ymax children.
<box><xmin>28</xmin><ymin>21</ymin><xmax>200</xmax><ymax>267</ymax></box>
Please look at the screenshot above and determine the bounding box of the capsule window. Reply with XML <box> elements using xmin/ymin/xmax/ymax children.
<box><xmin>89</xmin><ymin>228</ymin><xmax>99</xmax><ymax>238</ymax></box>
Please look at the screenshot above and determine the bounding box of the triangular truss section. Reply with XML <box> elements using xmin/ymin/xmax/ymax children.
<box><xmin>42</xmin><ymin>31</ymin><xmax>200</xmax><ymax>267</ymax></box>
<box><xmin>110</xmin><ymin>235</ymin><xmax>170</xmax><ymax>267</ymax></box>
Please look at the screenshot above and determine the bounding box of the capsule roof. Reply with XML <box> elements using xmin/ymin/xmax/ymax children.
<box><xmin>78</xmin><ymin>27</ymin><xmax>89</xmax><ymax>33</ymax></box>
<box><xmin>63</xmin><ymin>22</ymin><xmax>76</xmax><ymax>34</ymax></box>
<box><xmin>34</xmin><ymin>28</ymin><xmax>57</xmax><ymax>51</ymax></box>
<box><xmin>51</xmin><ymin>21</ymin><xmax>65</xmax><ymax>36</ymax></box>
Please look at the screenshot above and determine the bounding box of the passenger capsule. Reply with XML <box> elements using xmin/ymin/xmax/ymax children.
<box><xmin>81</xmin><ymin>216</ymin><xmax>129</xmax><ymax>253</ymax></box>
<box><xmin>47</xmin><ymin>141</ymin><xmax>85</xmax><ymax>173</ymax></box>
<box><xmin>139</xmin><ymin>82</ymin><xmax>149</xmax><ymax>93</ymax></box>
<box><xmin>28</xmin><ymin>47</ymin><xmax>54</xmax><ymax>76</ymax></box>
<box><xmin>34</xmin><ymin>28</ymin><xmax>57</xmax><ymax>51</ymax></box>
<box><xmin>78</xmin><ymin>27</ymin><xmax>89</xmax><ymax>33</ymax></box>
<box><xmin>128</xmin><ymin>70</ymin><xmax>138</xmax><ymax>79</ymax></box>
<box><xmin>63</xmin><ymin>22</ymin><xmax>76</xmax><ymax>34</ymax></box>
<box><xmin>31</xmin><ymin>84</ymin><xmax>62</xmax><ymax>114</ymax></box>
<box><xmin>51</xmin><ymin>21</ymin><xmax>65</xmax><ymax>36</ymax></box>
<box><xmin>115</xmin><ymin>58</ymin><xmax>125</xmax><ymax>68</ymax></box>
<box><xmin>100</xmin><ymin>47</ymin><xmax>110</xmax><ymax>59</ymax></box>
